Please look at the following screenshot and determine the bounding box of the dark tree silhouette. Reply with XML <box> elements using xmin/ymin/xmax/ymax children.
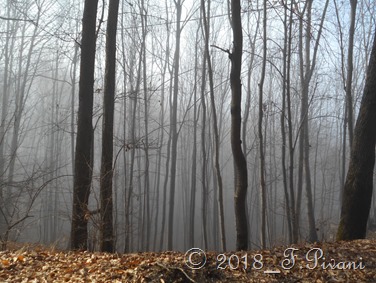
<box><xmin>337</xmin><ymin>31</ymin><xmax>376</xmax><ymax>240</ymax></box>
<box><xmin>99</xmin><ymin>0</ymin><xmax>120</xmax><ymax>253</ymax></box>
<box><xmin>70</xmin><ymin>0</ymin><xmax>98</xmax><ymax>250</ymax></box>
<box><xmin>230</xmin><ymin>0</ymin><xmax>248</xmax><ymax>251</ymax></box>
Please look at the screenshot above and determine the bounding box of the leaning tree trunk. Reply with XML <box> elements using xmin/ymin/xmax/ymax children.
<box><xmin>337</xmin><ymin>30</ymin><xmax>376</xmax><ymax>240</ymax></box>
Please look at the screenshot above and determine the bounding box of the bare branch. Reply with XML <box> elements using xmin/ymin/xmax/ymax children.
<box><xmin>210</xmin><ymin>44</ymin><xmax>230</xmax><ymax>55</ymax></box>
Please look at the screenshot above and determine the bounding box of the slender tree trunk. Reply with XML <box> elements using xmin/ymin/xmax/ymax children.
<box><xmin>159</xmin><ymin>66</ymin><xmax>173</xmax><ymax>251</ymax></box>
<box><xmin>99</xmin><ymin>0</ymin><xmax>119</xmax><ymax>253</ymax></box>
<box><xmin>188</xmin><ymin>27</ymin><xmax>200</xmax><ymax>249</ymax></box>
<box><xmin>230</xmin><ymin>0</ymin><xmax>248</xmax><ymax>251</ymax></box>
<box><xmin>140</xmin><ymin>0</ymin><xmax>150</xmax><ymax>251</ymax></box>
<box><xmin>153</xmin><ymin>17</ymin><xmax>170</xmax><ymax>251</ymax></box>
<box><xmin>258</xmin><ymin>0</ymin><xmax>267</xmax><ymax>249</ymax></box>
<box><xmin>167</xmin><ymin>0</ymin><xmax>182</xmax><ymax>250</ymax></box>
<box><xmin>70</xmin><ymin>43</ymin><xmax>79</xmax><ymax>176</ymax></box>
<box><xmin>70</xmin><ymin>0</ymin><xmax>99</xmax><ymax>250</ymax></box>
<box><xmin>8</xmin><ymin>5</ymin><xmax>40</xmax><ymax>186</ymax></box>
<box><xmin>200</xmin><ymin>34</ymin><xmax>209</xmax><ymax>251</ymax></box>
<box><xmin>284</xmin><ymin>0</ymin><xmax>298</xmax><ymax>244</ymax></box>
<box><xmin>201</xmin><ymin>0</ymin><xmax>226</xmax><ymax>251</ymax></box>
<box><xmin>346</xmin><ymin>0</ymin><xmax>357</xmax><ymax>148</ymax></box>
<box><xmin>296</xmin><ymin>0</ymin><xmax>328</xmax><ymax>243</ymax></box>
<box><xmin>0</xmin><ymin>2</ymin><xmax>13</xmax><ymax>232</ymax></box>
<box><xmin>281</xmin><ymin>1</ymin><xmax>293</xmax><ymax>244</ymax></box>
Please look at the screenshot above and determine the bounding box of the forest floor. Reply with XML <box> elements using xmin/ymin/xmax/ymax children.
<box><xmin>0</xmin><ymin>239</ymin><xmax>375</xmax><ymax>282</ymax></box>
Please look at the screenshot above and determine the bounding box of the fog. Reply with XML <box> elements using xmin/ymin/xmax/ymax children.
<box><xmin>0</xmin><ymin>0</ymin><xmax>375</xmax><ymax>252</ymax></box>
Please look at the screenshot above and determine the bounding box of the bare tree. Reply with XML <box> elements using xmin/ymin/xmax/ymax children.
<box><xmin>167</xmin><ymin>0</ymin><xmax>182</xmax><ymax>250</ymax></box>
<box><xmin>280</xmin><ymin>0</ymin><xmax>294</xmax><ymax>244</ymax></box>
<box><xmin>188</xmin><ymin>26</ymin><xmax>200</xmax><ymax>249</ymax></box>
<box><xmin>71</xmin><ymin>0</ymin><xmax>99</xmax><ymax>250</ymax></box>
<box><xmin>296</xmin><ymin>0</ymin><xmax>328</xmax><ymax>243</ymax></box>
<box><xmin>201</xmin><ymin>0</ymin><xmax>226</xmax><ymax>251</ymax></box>
<box><xmin>258</xmin><ymin>0</ymin><xmax>267</xmax><ymax>249</ymax></box>
<box><xmin>99</xmin><ymin>0</ymin><xmax>120</xmax><ymax>253</ymax></box>
<box><xmin>230</xmin><ymin>0</ymin><xmax>248</xmax><ymax>251</ymax></box>
<box><xmin>200</xmin><ymin>34</ymin><xmax>209</xmax><ymax>250</ymax></box>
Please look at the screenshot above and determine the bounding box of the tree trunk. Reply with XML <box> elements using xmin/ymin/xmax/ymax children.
<box><xmin>258</xmin><ymin>0</ymin><xmax>267</xmax><ymax>249</ymax></box>
<box><xmin>70</xmin><ymin>0</ymin><xmax>98</xmax><ymax>250</ymax></box>
<box><xmin>346</xmin><ymin>0</ymin><xmax>357</xmax><ymax>148</ymax></box>
<box><xmin>230</xmin><ymin>0</ymin><xmax>248</xmax><ymax>251</ymax></box>
<box><xmin>0</xmin><ymin>1</ymin><xmax>13</xmax><ymax>233</ymax></box>
<box><xmin>154</xmin><ymin>11</ymin><xmax>170</xmax><ymax>251</ymax></box>
<box><xmin>99</xmin><ymin>0</ymin><xmax>119</xmax><ymax>253</ymax></box>
<box><xmin>201</xmin><ymin>0</ymin><xmax>226</xmax><ymax>251</ymax></box>
<box><xmin>337</xmin><ymin>30</ymin><xmax>376</xmax><ymax>240</ymax></box>
<box><xmin>281</xmin><ymin>1</ymin><xmax>293</xmax><ymax>244</ymax></box>
<box><xmin>188</xmin><ymin>27</ymin><xmax>199</xmax><ymax>249</ymax></box>
<box><xmin>296</xmin><ymin>0</ymin><xmax>328</xmax><ymax>243</ymax></box>
<box><xmin>167</xmin><ymin>0</ymin><xmax>182</xmax><ymax>250</ymax></box>
<box><xmin>136</xmin><ymin>0</ymin><xmax>151</xmax><ymax>252</ymax></box>
<box><xmin>200</xmin><ymin>31</ymin><xmax>209</xmax><ymax>251</ymax></box>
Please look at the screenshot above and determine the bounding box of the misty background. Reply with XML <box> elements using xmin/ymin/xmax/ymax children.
<box><xmin>0</xmin><ymin>0</ymin><xmax>375</xmax><ymax>252</ymax></box>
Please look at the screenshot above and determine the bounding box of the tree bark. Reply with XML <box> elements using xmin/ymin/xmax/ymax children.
<box><xmin>200</xmin><ymin>28</ymin><xmax>209</xmax><ymax>251</ymax></box>
<box><xmin>70</xmin><ymin>0</ymin><xmax>98</xmax><ymax>250</ymax></box>
<box><xmin>188</xmin><ymin>26</ymin><xmax>200</xmax><ymax>249</ymax></box>
<box><xmin>99</xmin><ymin>0</ymin><xmax>119</xmax><ymax>253</ymax></box>
<box><xmin>230</xmin><ymin>0</ymin><xmax>248</xmax><ymax>251</ymax></box>
<box><xmin>258</xmin><ymin>0</ymin><xmax>267</xmax><ymax>249</ymax></box>
<box><xmin>140</xmin><ymin>0</ymin><xmax>150</xmax><ymax>251</ymax></box>
<box><xmin>167</xmin><ymin>0</ymin><xmax>182</xmax><ymax>250</ymax></box>
<box><xmin>337</xmin><ymin>30</ymin><xmax>376</xmax><ymax>240</ymax></box>
<box><xmin>346</xmin><ymin>0</ymin><xmax>357</xmax><ymax>148</ymax></box>
<box><xmin>201</xmin><ymin>0</ymin><xmax>226</xmax><ymax>252</ymax></box>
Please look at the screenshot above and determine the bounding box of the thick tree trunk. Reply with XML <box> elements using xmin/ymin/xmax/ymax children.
<box><xmin>70</xmin><ymin>0</ymin><xmax>98</xmax><ymax>250</ymax></box>
<box><xmin>337</xmin><ymin>30</ymin><xmax>376</xmax><ymax>240</ymax></box>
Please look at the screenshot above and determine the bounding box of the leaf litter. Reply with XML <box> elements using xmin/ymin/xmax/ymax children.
<box><xmin>0</xmin><ymin>239</ymin><xmax>375</xmax><ymax>282</ymax></box>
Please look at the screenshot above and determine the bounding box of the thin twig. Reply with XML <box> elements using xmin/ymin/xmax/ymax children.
<box><xmin>155</xmin><ymin>262</ymin><xmax>197</xmax><ymax>283</ymax></box>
